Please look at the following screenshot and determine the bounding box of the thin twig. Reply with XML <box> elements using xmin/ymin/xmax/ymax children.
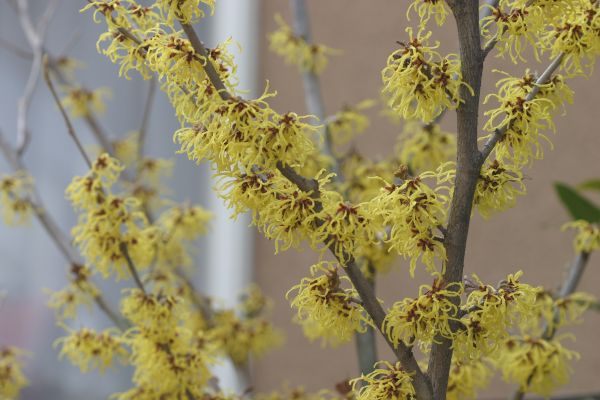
<box><xmin>14</xmin><ymin>0</ymin><xmax>60</xmax><ymax>155</ymax></box>
<box><xmin>0</xmin><ymin>127</ymin><xmax>123</xmax><ymax>328</ymax></box>
<box><xmin>43</xmin><ymin>55</ymin><xmax>92</xmax><ymax>168</ymax></box>
<box><xmin>288</xmin><ymin>0</ymin><xmax>340</xmax><ymax>178</ymax></box>
<box><xmin>137</xmin><ymin>78</ymin><xmax>157</xmax><ymax>166</ymax></box>
<box><xmin>119</xmin><ymin>242</ymin><xmax>147</xmax><ymax>294</ymax></box>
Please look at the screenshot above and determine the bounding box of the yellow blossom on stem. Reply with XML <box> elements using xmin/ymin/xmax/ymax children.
<box><xmin>287</xmin><ymin>262</ymin><xmax>371</xmax><ymax>346</ymax></box>
<box><xmin>47</xmin><ymin>264</ymin><xmax>99</xmax><ymax>321</ymax></box>
<box><xmin>383</xmin><ymin>278</ymin><xmax>462</xmax><ymax>346</ymax></box>
<box><xmin>397</xmin><ymin>121</ymin><xmax>456</xmax><ymax>173</ymax></box>
<box><xmin>0</xmin><ymin>171</ymin><xmax>34</xmax><ymax>226</ymax></box>
<box><xmin>446</xmin><ymin>357</ymin><xmax>492</xmax><ymax>400</ymax></box>
<box><xmin>563</xmin><ymin>220</ymin><xmax>600</xmax><ymax>253</ymax></box>
<box><xmin>156</xmin><ymin>0</ymin><xmax>215</xmax><ymax>24</ymax></box>
<box><xmin>0</xmin><ymin>347</ymin><xmax>28</xmax><ymax>399</ymax></box>
<box><xmin>350</xmin><ymin>361</ymin><xmax>415</xmax><ymax>400</ymax></box>
<box><xmin>55</xmin><ymin>327</ymin><xmax>128</xmax><ymax>373</ymax></box>
<box><xmin>327</xmin><ymin>99</ymin><xmax>374</xmax><ymax>147</ymax></box>
<box><xmin>367</xmin><ymin>168</ymin><xmax>450</xmax><ymax>275</ymax></box>
<box><xmin>382</xmin><ymin>28</ymin><xmax>469</xmax><ymax>124</ymax></box>
<box><xmin>474</xmin><ymin>159</ymin><xmax>526</xmax><ymax>219</ymax></box>
<box><xmin>61</xmin><ymin>86</ymin><xmax>111</xmax><ymax>118</ymax></box>
<box><xmin>269</xmin><ymin>15</ymin><xmax>338</xmax><ymax>74</ymax></box>
<box><xmin>407</xmin><ymin>0</ymin><xmax>449</xmax><ymax>27</ymax></box>
<box><xmin>495</xmin><ymin>335</ymin><xmax>579</xmax><ymax>397</ymax></box>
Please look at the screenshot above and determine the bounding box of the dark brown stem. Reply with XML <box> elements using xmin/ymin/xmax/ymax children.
<box><xmin>427</xmin><ymin>1</ymin><xmax>484</xmax><ymax>399</ymax></box>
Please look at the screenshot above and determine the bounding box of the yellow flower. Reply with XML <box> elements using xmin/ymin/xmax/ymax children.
<box><xmin>62</xmin><ymin>87</ymin><xmax>111</xmax><ymax>118</ymax></box>
<box><xmin>156</xmin><ymin>0</ymin><xmax>215</xmax><ymax>24</ymax></box>
<box><xmin>495</xmin><ymin>335</ymin><xmax>579</xmax><ymax>397</ymax></box>
<box><xmin>0</xmin><ymin>347</ymin><xmax>28</xmax><ymax>399</ymax></box>
<box><xmin>47</xmin><ymin>264</ymin><xmax>99</xmax><ymax>320</ymax></box>
<box><xmin>55</xmin><ymin>327</ymin><xmax>128</xmax><ymax>373</ymax></box>
<box><xmin>350</xmin><ymin>361</ymin><xmax>415</xmax><ymax>400</ymax></box>
<box><xmin>327</xmin><ymin>99</ymin><xmax>374</xmax><ymax>146</ymax></box>
<box><xmin>367</xmin><ymin>168</ymin><xmax>450</xmax><ymax>276</ymax></box>
<box><xmin>0</xmin><ymin>171</ymin><xmax>34</xmax><ymax>226</ymax></box>
<box><xmin>287</xmin><ymin>262</ymin><xmax>371</xmax><ymax>346</ymax></box>
<box><xmin>269</xmin><ymin>15</ymin><xmax>338</xmax><ymax>74</ymax></box>
<box><xmin>382</xmin><ymin>29</ymin><xmax>469</xmax><ymax>124</ymax></box>
<box><xmin>446</xmin><ymin>357</ymin><xmax>492</xmax><ymax>400</ymax></box>
<box><xmin>210</xmin><ymin>310</ymin><xmax>283</xmax><ymax>364</ymax></box>
<box><xmin>563</xmin><ymin>220</ymin><xmax>600</xmax><ymax>253</ymax></box>
<box><xmin>474</xmin><ymin>159</ymin><xmax>525</xmax><ymax>219</ymax></box>
<box><xmin>383</xmin><ymin>278</ymin><xmax>462</xmax><ymax>346</ymax></box>
<box><xmin>397</xmin><ymin>121</ymin><xmax>456</xmax><ymax>173</ymax></box>
<box><xmin>408</xmin><ymin>0</ymin><xmax>449</xmax><ymax>27</ymax></box>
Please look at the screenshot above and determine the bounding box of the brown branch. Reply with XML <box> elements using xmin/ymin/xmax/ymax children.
<box><xmin>119</xmin><ymin>242</ymin><xmax>147</xmax><ymax>294</ymax></box>
<box><xmin>43</xmin><ymin>55</ymin><xmax>93</xmax><ymax>168</ymax></box>
<box><xmin>427</xmin><ymin>1</ymin><xmax>484</xmax><ymax>398</ymax></box>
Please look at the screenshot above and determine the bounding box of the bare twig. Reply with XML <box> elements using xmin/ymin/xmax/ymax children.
<box><xmin>137</xmin><ymin>78</ymin><xmax>157</xmax><ymax>165</ymax></box>
<box><xmin>14</xmin><ymin>0</ymin><xmax>60</xmax><ymax>155</ymax></box>
<box><xmin>43</xmin><ymin>55</ymin><xmax>92</xmax><ymax>168</ymax></box>
<box><xmin>288</xmin><ymin>0</ymin><xmax>340</xmax><ymax>178</ymax></box>
<box><xmin>354</xmin><ymin>263</ymin><xmax>378</xmax><ymax>377</ymax></box>
<box><xmin>119</xmin><ymin>242</ymin><xmax>147</xmax><ymax>294</ymax></box>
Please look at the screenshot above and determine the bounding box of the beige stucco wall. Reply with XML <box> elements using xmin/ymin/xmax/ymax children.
<box><xmin>252</xmin><ymin>1</ymin><xmax>600</xmax><ymax>398</ymax></box>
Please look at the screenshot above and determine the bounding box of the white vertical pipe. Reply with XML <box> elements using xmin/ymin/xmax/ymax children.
<box><xmin>206</xmin><ymin>0</ymin><xmax>261</xmax><ymax>393</ymax></box>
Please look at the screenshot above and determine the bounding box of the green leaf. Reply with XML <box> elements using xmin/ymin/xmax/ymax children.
<box><xmin>554</xmin><ymin>182</ymin><xmax>600</xmax><ymax>222</ymax></box>
<box><xmin>578</xmin><ymin>179</ymin><xmax>600</xmax><ymax>192</ymax></box>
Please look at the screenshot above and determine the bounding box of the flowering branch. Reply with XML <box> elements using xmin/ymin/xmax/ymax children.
<box><xmin>179</xmin><ymin>20</ymin><xmax>434</xmax><ymax>400</ymax></box>
<box><xmin>478</xmin><ymin>53</ymin><xmax>565</xmax><ymax>164</ymax></box>
<box><xmin>14</xmin><ymin>0</ymin><xmax>59</xmax><ymax>155</ymax></box>
<box><xmin>512</xmin><ymin>251</ymin><xmax>592</xmax><ymax>400</ymax></box>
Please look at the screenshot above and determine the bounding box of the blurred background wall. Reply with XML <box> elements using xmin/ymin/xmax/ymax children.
<box><xmin>0</xmin><ymin>1</ymin><xmax>598</xmax><ymax>399</ymax></box>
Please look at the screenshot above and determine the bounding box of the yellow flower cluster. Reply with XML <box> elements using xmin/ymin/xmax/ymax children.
<box><xmin>383</xmin><ymin>279</ymin><xmax>461</xmax><ymax>346</ymax></box>
<box><xmin>408</xmin><ymin>0</ymin><xmax>449</xmax><ymax>27</ymax></box>
<box><xmin>47</xmin><ymin>264</ymin><xmax>99</xmax><ymax>320</ymax></box>
<box><xmin>474</xmin><ymin>159</ymin><xmax>525</xmax><ymax>219</ymax></box>
<box><xmin>327</xmin><ymin>100</ymin><xmax>374</xmax><ymax>147</ymax></box>
<box><xmin>287</xmin><ymin>262</ymin><xmax>370</xmax><ymax>346</ymax></box>
<box><xmin>563</xmin><ymin>220</ymin><xmax>600</xmax><ymax>253</ymax></box>
<box><xmin>496</xmin><ymin>336</ymin><xmax>579</xmax><ymax>397</ymax></box>
<box><xmin>66</xmin><ymin>154</ymin><xmax>157</xmax><ymax>280</ymax></box>
<box><xmin>211</xmin><ymin>309</ymin><xmax>283</xmax><ymax>364</ymax></box>
<box><xmin>446</xmin><ymin>357</ymin><xmax>492</xmax><ymax>400</ymax></box>
<box><xmin>483</xmin><ymin>70</ymin><xmax>573</xmax><ymax>168</ymax></box>
<box><xmin>350</xmin><ymin>361</ymin><xmax>415</xmax><ymax>400</ymax></box>
<box><xmin>62</xmin><ymin>87</ymin><xmax>111</xmax><ymax>118</ymax></box>
<box><xmin>382</xmin><ymin>29</ymin><xmax>468</xmax><ymax>124</ymax></box>
<box><xmin>119</xmin><ymin>289</ymin><xmax>213</xmax><ymax>398</ymax></box>
<box><xmin>455</xmin><ymin>271</ymin><xmax>542</xmax><ymax>358</ymax></box>
<box><xmin>0</xmin><ymin>347</ymin><xmax>28</xmax><ymax>399</ymax></box>
<box><xmin>55</xmin><ymin>327</ymin><xmax>128</xmax><ymax>372</ymax></box>
<box><xmin>0</xmin><ymin>171</ymin><xmax>33</xmax><ymax>226</ymax></box>
<box><xmin>482</xmin><ymin>0</ymin><xmax>600</xmax><ymax>74</ymax></box>
<box><xmin>156</xmin><ymin>0</ymin><xmax>215</xmax><ymax>24</ymax></box>
<box><xmin>397</xmin><ymin>121</ymin><xmax>456</xmax><ymax>173</ymax></box>
<box><xmin>368</xmin><ymin>169</ymin><xmax>450</xmax><ymax>275</ymax></box>
<box><xmin>269</xmin><ymin>15</ymin><xmax>337</xmax><ymax>74</ymax></box>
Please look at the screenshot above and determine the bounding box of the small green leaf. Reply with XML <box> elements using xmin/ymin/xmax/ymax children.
<box><xmin>578</xmin><ymin>179</ymin><xmax>600</xmax><ymax>192</ymax></box>
<box><xmin>554</xmin><ymin>182</ymin><xmax>600</xmax><ymax>222</ymax></box>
